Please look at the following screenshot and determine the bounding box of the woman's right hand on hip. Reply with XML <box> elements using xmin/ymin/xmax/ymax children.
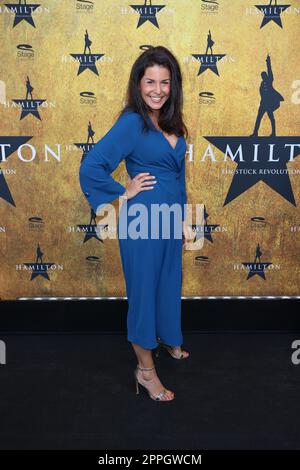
<box><xmin>124</xmin><ymin>172</ymin><xmax>157</xmax><ymax>200</ymax></box>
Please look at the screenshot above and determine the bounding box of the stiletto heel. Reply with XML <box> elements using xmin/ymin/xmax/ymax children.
<box><xmin>135</xmin><ymin>377</ymin><xmax>140</xmax><ymax>395</ymax></box>
<box><xmin>155</xmin><ymin>338</ymin><xmax>190</xmax><ymax>360</ymax></box>
<box><xmin>134</xmin><ymin>365</ymin><xmax>175</xmax><ymax>402</ymax></box>
<box><xmin>154</xmin><ymin>344</ymin><xmax>161</xmax><ymax>358</ymax></box>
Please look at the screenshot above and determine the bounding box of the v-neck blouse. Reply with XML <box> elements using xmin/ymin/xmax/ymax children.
<box><xmin>146</xmin><ymin>114</ymin><xmax>183</xmax><ymax>152</ymax></box>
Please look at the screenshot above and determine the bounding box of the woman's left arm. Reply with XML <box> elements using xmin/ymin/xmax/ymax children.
<box><xmin>79</xmin><ymin>111</ymin><xmax>140</xmax><ymax>214</ymax></box>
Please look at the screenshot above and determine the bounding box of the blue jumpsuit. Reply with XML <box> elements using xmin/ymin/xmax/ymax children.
<box><xmin>79</xmin><ymin>109</ymin><xmax>187</xmax><ymax>350</ymax></box>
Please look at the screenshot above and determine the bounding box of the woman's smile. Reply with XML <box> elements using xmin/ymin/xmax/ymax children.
<box><xmin>139</xmin><ymin>64</ymin><xmax>171</xmax><ymax>111</ymax></box>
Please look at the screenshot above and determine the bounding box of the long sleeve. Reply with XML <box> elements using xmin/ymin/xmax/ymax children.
<box><xmin>179</xmin><ymin>156</ymin><xmax>187</xmax><ymax>222</ymax></box>
<box><xmin>79</xmin><ymin>110</ymin><xmax>140</xmax><ymax>214</ymax></box>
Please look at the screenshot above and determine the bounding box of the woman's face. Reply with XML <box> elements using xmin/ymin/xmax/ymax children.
<box><xmin>139</xmin><ymin>65</ymin><xmax>171</xmax><ymax>113</ymax></box>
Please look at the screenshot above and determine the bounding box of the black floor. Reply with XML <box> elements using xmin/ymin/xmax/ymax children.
<box><xmin>0</xmin><ymin>333</ymin><xmax>299</xmax><ymax>450</ymax></box>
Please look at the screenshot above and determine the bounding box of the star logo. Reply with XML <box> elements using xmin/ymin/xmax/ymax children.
<box><xmin>23</xmin><ymin>244</ymin><xmax>55</xmax><ymax>280</ymax></box>
<box><xmin>242</xmin><ymin>244</ymin><xmax>273</xmax><ymax>280</ymax></box>
<box><xmin>255</xmin><ymin>2</ymin><xmax>291</xmax><ymax>28</ymax></box>
<box><xmin>192</xmin><ymin>205</ymin><xmax>220</xmax><ymax>243</ymax></box>
<box><xmin>5</xmin><ymin>2</ymin><xmax>40</xmax><ymax>28</ymax></box>
<box><xmin>12</xmin><ymin>76</ymin><xmax>46</xmax><ymax>120</ymax></box>
<box><xmin>192</xmin><ymin>30</ymin><xmax>226</xmax><ymax>76</ymax></box>
<box><xmin>74</xmin><ymin>120</ymin><xmax>97</xmax><ymax>164</ymax></box>
<box><xmin>130</xmin><ymin>1</ymin><xmax>165</xmax><ymax>28</ymax></box>
<box><xmin>75</xmin><ymin>121</ymin><xmax>109</xmax><ymax>242</ymax></box>
<box><xmin>77</xmin><ymin>220</ymin><xmax>108</xmax><ymax>243</ymax></box>
<box><xmin>192</xmin><ymin>53</ymin><xmax>226</xmax><ymax>76</ymax></box>
<box><xmin>75</xmin><ymin>142</ymin><xmax>95</xmax><ymax>164</ymax></box>
<box><xmin>70</xmin><ymin>30</ymin><xmax>104</xmax><ymax>76</ymax></box>
<box><xmin>0</xmin><ymin>135</ymin><xmax>33</xmax><ymax>207</ymax></box>
<box><xmin>70</xmin><ymin>53</ymin><xmax>104</xmax><ymax>76</ymax></box>
<box><xmin>12</xmin><ymin>98</ymin><xmax>46</xmax><ymax>120</ymax></box>
<box><xmin>204</xmin><ymin>136</ymin><xmax>300</xmax><ymax>206</ymax></box>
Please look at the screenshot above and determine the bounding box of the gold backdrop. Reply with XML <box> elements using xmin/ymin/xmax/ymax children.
<box><xmin>1</xmin><ymin>0</ymin><xmax>300</xmax><ymax>299</ymax></box>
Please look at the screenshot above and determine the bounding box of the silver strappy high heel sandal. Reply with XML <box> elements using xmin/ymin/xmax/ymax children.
<box><xmin>134</xmin><ymin>365</ymin><xmax>175</xmax><ymax>402</ymax></box>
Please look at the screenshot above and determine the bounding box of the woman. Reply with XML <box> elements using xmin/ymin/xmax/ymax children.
<box><xmin>79</xmin><ymin>46</ymin><xmax>190</xmax><ymax>402</ymax></box>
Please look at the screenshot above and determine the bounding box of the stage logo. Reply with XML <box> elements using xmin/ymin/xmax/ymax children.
<box><xmin>75</xmin><ymin>0</ymin><xmax>94</xmax><ymax>12</ymax></box>
<box><xmin>201</xmin><ymin>0</ymin><xmax>220</xmax><ymax>14</ymax></box>
<box><xmin>16</xmin><ymin>43</ymin><xmax>35</xmax><ymax>61</ymax></box>
<box><xmin>79</xmin><ymin>91</ymin><xmax>97</xmax><ymax>108</ymax></box>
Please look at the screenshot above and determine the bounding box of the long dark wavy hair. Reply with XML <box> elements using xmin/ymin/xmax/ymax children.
<box><xmin>115</xmin><ymin>46</ymin><xmax>188</xmax><ymax>139</ymax></box>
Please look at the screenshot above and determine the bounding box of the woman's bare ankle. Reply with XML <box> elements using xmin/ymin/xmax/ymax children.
<box><xmin>138</xmin><ymin>366</ymin><xmax>156</xmax><ymax>380</ymax></box>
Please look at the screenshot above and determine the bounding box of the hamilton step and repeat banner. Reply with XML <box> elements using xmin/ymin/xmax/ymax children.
<box><xmin>0</xmin><ymin>0</ymin><xmax>300</xmax><ymax>300</ymax></box>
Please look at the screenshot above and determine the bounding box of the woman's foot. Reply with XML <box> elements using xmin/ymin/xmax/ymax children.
<box><xmin>170</xmin><ymin>346</ymin><xmax>190</xmax><ymax>359</ymax></box>
<box><xmin>137</xmin><ymin>365</ymin><xmax>174</xmax><ymax>400</ymax></box>
<box><xmin>155</xmin><ymin>338</ymin><xmax>190</xmax><ymax>360</ymax></box>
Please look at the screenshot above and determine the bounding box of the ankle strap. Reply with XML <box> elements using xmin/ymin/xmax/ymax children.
<box><xmin>137</xmin><ymin>365</ymin><xmax>155</xmax><ymax>371</ymax></box>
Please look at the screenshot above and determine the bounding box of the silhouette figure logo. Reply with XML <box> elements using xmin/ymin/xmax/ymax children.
<box><xmin>75</xmin><ymin>122</ymin><xmax>108</xmax><ymax>242</ymax></box>
<box><xmin>192</xmin><ymin>30</ymin><xmax>226</xmax><ymax>76</ymax></box>
<box><xmin>74</xmin><ymin>121</ymin><xmax>97</xmax><ymax>164</ymax></box>
<box><xmin>242</xmin><ymin>244</ymin><xmax>273</xmax><ymax>280</ymax></box>
<box><xmin>12</xmin><ymin>76</ymin><xmax>46</xmax><ymax>120</ymax></box>
<box><xmin>251</xmin><ymin>55</ymin><xmax>284</xmax><ymax>138</ymax></box>
<box><xmin>23</xmin><ymin>244</ymin><xmax>56</xmax><ymax>280</ymax></box>
<box><xmin>204</xmin><ymin>55</ymin><xmax>300</xmax><ymax>206</ymax></box>
<box><xmin>70</xmin><ymin>30</ymin><xmax>104</xmax><ymax>76</ymax></box>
